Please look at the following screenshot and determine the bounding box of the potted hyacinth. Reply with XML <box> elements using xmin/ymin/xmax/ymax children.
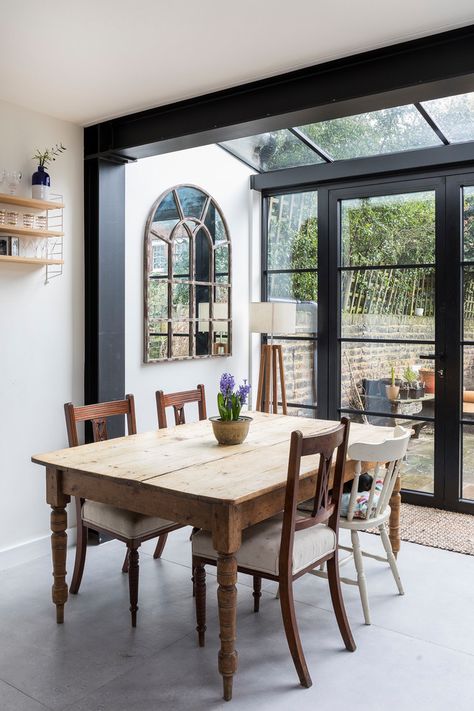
<box><xmin>210</xmin><ymin>373</ymin><xmax>252</xmax><ymax>445</ymax></box>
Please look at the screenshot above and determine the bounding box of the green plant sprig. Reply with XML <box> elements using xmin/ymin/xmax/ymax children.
<box><xmin>32</xmin><ymin>143</ymin><xmax>66</xmax><ymax>169</ymax></box>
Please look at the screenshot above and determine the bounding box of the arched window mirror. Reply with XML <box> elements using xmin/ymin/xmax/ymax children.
<box><xmin>144</xmin><ymin>185</ymin><xmax>232</xmax><ymax>362</ymax></box>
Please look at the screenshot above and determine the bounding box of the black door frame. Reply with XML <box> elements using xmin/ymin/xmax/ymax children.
<box><xmin>261</xmin><ymin>168</ymin><xmax>474</xmax><ymax>513</ymax></box>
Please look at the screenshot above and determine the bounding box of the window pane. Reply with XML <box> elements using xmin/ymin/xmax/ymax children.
<box><xmin>204</xmin><ymin>202</ymin><xmax>227</xmax><ymax>243</ymax></box>
<box><xmin>171</xmin><ymin>333</ymin><xmax>190</xmax><ymax>358</ymax></box>
<box><xmin>341</xmin><ymin>267</ymin><xmax>435</xmax><ymax>340</ymax></box>
<box><xmin>171</xmin><ymin>283</ymin><xmax>190</xmax><ymax>319</ymax></box>
<box><xmin>344</xmin><ymin>411</ymin><xmax>434</xmax><ymax>494</ymax></box>
<box><xmin>152</xmin><ymin>191</ymin><xmax>180</xmax><ymax>238</ymax></box>
<box><xmin>267</xmin><ymin>272</ymin><xmax>317</xmax><ymax>302</ymax></box>
<box><xmin>463</xmin><ymin>186</ymin><xmax>474</xmax><ymax>261</ymax></box>
<box><xmin>299</xmin><ymin>104</ymin><xmax>441</xmax><ymax>160</ymax></box>
<box><xmin>150</xmin><ymin>237</ymin><xmax>168</xmax><ymax>276</ymax></box>
<box><xmin>148</xmin><ymin>335</ymin><xmax>168</xmax><ymax>360</ymax></box>
<box><xmin>463</xmin><ymin>346</ymin><xmax>474</xmax><ymax>420</ymax></box>
<box><xmin>463</xmin><ymin>268</ymin><xmax>474</xmax><ymax>341</ymax></box>
<box><xmin>341</xmin><ymin>341</ymin><xmax>436</xmax><ymax>413</ymax></box>
<box><xmin>422</xmin><ymin>92</ymin><xmax>474</xmax><ymax>144</ymax></box>
<box><xmin>214</xmin><ymin>244</ymin><xmax>229</xmax><ymax>280</ymax></box>
<box><xmin>172</xmin><ymin>226</ymin><xmax>190</xmax><ymax>279</ymax></box>
<box><xmin>341</xmin><ymin>191</ymin><xmax>436</xmax><ymax>267</ymax></box>
<box><xmin>148</xmin><ymin>279</ymin><xmax>168</xmax><ymax>319</ymax></box>
<box><xmin>195</xmin><ymin>228</ymin><xmax>211</xmax><ymax>282</ymax></box>
<box><xmin>220</xmin><ymin>129</ymin><xmax>324</xmax><ymax>171</ymax></box>
<box><xmin>268</xmin><ymin>192</ymin><xmax>318</xmax><ymax>270</ymax></box>
<box><xmin>176</xmin><ymin>186</ymin><xmax>207</xmax><ymax>219</ymax></box>
<box><xmin>211</xmin><ymin>322</ymin><xmax>230</xmax><ymax>355</ymax></box>
<box><xmin>273</xmin><ymin>338</ymin><xmax>317</xmax><ymax>408</ymax></box>
<box><xmin>462</xmin><ymin>425</ymin><xmax>474</xmax><ymax>500</ymax></box>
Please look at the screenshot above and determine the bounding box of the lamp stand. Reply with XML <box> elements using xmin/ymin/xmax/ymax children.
<box><xmin>255</xmin><ymin>343</ymin><xmax>287</xmax><ymax>414</ymax></box>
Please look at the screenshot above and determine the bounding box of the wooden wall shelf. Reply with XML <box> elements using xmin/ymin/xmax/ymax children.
<box><xmin>0</xmin><ymin>224</ymin><xmax>64</xmax><ymax>238</ymax></box>
<box><xmin>0</xmin><ymin>193</ymin><xmax>65</xmax><ymax>210</ymax></box>
<box><xmin>0</xmin><ymin>255</ymin><xmax>64</xmax><ymax>266</ymax></box>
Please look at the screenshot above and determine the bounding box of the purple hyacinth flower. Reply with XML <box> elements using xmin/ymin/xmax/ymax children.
<box><xmin>220</xmin><ymin>372</ymin><xmax>235</xmax><ymax>396</ymax></box>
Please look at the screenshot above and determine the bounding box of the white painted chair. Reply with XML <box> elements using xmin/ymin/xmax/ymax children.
<box><xmin>311</xmin><ymin>426</ymin><xmax>411</xmax><ymax>625</ymax></box>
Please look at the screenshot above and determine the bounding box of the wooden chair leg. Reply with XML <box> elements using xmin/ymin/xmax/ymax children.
<box><xmin>379</xmin><ymin>525</ymin><xmax>405</xmax><ymax>595</ymax></box>
<box><xmin>253</xmin><ymin>576</ymin><xmax>262</xmax><ymax>612</ymax></box>
<box><xmin>122</xmin><ymin>548</ymin><xmax>130</xmax><ymax>574</ymax></box>
<box><xmin>128</xmin><ymin>544</ymin><xmax>140</xmax><ymax>627</ymax></box>
<box><xmin>195</xmin><ymin>562</ymin><xmax>207</xmax><ymax>647</ymax></box>
<box><xmin>153</xmin><ymin>533</ymin><xmax>168</xmax><ymax>559</ymax></box>
<box><xmin>279</xmin><ymin>578</ymin><xmax>312</xmax><ymax>688</ymax></box>
<box><xmin>70</xmin><ymin>522</ymin><xmax>87</xmax><ymax>594</ymax></box>
<box><xmin>326</xmin><ymin>554</ymin><xmax>356</xmax><ymax>652</ymax></box>
<box><xmin>351</xmin><ymin>529</ymin><xmax>371</xmax><ymax>625</ymax></box>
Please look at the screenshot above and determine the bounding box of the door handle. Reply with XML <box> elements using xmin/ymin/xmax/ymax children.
<box><xmin>419</xmin><ymin>353</ymin><xmax>445</xmax><ymax>360</ymax></box>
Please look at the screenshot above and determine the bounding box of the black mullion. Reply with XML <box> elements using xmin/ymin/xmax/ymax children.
<box><xmin>274</xmin><ymin>335</ymin><xmax>318</xmax><ymax>342</ymax></box>
<box><xmin>339</xmin><ymin>262</ymin><xmax>436</xmax><ymax>271</ymax></box>
<box><xmin>340</xmin><ymin>337</ymin><xmax>435</xmax><ymax>345</ymax></box>
<box><xmin>288</xmin><ymin>127</ymin><xmax>334</xmax><ymax>163</ymax></box>
<box><xmin>327</xmin><ymin>188</ymin><xmax>340</xmax><ymax>419</ymax></box>
<box><xmin>340</xmin><ymin>407</ymin><xmax>435</xmax><ymax>423</ymax></box>
<box><xmin>283</xmin><ymin>402</ymin><xmax>318</xmax><ymax>411</ymax></box>
<box><xmin>317</xmin><ymin>186</ymin><xmax>329</xmax><ymax>419</ymax></box>
<box><xmin>414</xmin><ymin>102</ymin><xmax>450</xmax><ymax>146</ymax></box>
<box><xmin>264</xmin><ymin>267</ymin><xmax>318</xmax><ymax>275</ymax></box>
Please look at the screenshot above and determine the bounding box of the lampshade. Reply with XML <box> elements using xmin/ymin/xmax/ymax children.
<box><xmin>198</xmin><ymin>302</ymin><xmax>228</xmax><ymax>332</ymax></box>
<box><xmin>249</xmin><ymin>301</ymin><xmax>296</xmax><ymax>335</ymax></box>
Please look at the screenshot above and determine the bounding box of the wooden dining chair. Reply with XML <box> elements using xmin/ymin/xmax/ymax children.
<box><xmin>312</xmin><ymin>426</ymin><xmax>411</xmax><ymax>625</ymax></box>
<box><xmin>153</xmin><ymin>384</ymin><xmax>207</xmax><ymax>559</ymax></box>
<box><xmin>64</xmin><ymin>395</ymin><xmax>182</xmax><ymax>627</ymax></box>
<box><xmin>191</xmin><ymin>418</ymin><xmax>355</xmax><ymax>689</ymax></box>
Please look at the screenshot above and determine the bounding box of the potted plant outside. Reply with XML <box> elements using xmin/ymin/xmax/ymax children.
<box><xmin>385</xmin><ymin>366</ymin><xmax>400</xmax><ymax>401</ymax></box>
<box><xmin>420</xmin><ymin>367</ymin><xmax>435</xmax><ymax>394</ymax></box>
<box><xmin>210</xmin><ymin>373</ymin><xmax>252</xmax><ymax>445</ymax></box>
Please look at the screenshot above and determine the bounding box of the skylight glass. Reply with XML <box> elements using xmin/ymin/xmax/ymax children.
<box><xmin>298</xmin><ymin>104</ymin><xmax>442</xmax><ymax>160</ymax></box>
<box><xmin>421</xmin><ymin>92</ymin><xmax>474</xmax><ymax>143</ymax></box>
<box><xmin>221</xmin><ymin>129</ymin><xmax>324</xmax><ymax>171</ymax></box>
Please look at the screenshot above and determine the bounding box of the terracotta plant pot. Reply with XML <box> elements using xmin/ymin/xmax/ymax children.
<box><xmin>420</xmin><ymin>369</ymin><xmax>435</xmax><ymax>394</ymax></box>
<box><xmin>385</xmin><ymin>385</ymin><xmax>400</xmax><ymax>400</ymax></box>
<box><xmin>210</xmin><ymin>416</ymin><xmax>252</xmax><ymax>445</ymax></box>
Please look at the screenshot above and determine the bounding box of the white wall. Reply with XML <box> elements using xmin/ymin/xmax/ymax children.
<box><xmin>125</xmin><ymin>145</ymin><xmax>257</xmax><ymax>429</ymax></box>
<box><xmin>0</xmin><ymin>100</ymin><xmax>83</xmax><ymax>564</ymax></box>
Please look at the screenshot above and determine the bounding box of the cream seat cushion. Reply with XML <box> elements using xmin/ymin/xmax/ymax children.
<box><xmin>192</xmin><ymin>513</ymin><xmax>336</xmax><ymax>576</ymax></box>
<box><xmin>82</xmin><ymin>500</ymin><xmax>175</xmax><ymax>539</ymax></box>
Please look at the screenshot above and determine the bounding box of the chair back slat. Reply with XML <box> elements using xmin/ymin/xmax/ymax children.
<box><xmin>156</xmin><ymin>384</ymin><xmax>207</xmax><ymax>428</ymax></box>
<box><xmin>346</xmin><ymin>426</ymin><xmax>411</xmax><ymax>521</ymax></box>
<box><xmin>64</xmin><ymin>395</ymin><xmax>137</xmax><ymax>447</ymax></box>
<box><xmin>279</xmin><ymin>419</ymin><xmax>350</xmax><ymax>579</ymax></box>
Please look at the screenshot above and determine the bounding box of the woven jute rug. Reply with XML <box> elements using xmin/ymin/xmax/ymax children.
<box><xmin>368</xmin><ymin>503</ymin><xmax>474</xmax><ymax>556</ymax></box>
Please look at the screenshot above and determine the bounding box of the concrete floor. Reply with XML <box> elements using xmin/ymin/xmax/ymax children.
<box><xmin>1</xmin><ymin>526</ymin><xmax>474</xmax><ymax>711</ymax></box>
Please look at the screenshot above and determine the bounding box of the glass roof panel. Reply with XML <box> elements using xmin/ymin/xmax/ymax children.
<box><xmin>220</xmin><ymin>129</ymin><xmax>324</xmax><ymax>171</ymax></box>
<box><xmin>298</xmin><ymin>104</ymin><xmax>442</xmax><ymax>160</ymax></box>
<box><xmin>421</xmin><ymin>92</ymin><xmax>474</xmax><ymax>143</ymax></box>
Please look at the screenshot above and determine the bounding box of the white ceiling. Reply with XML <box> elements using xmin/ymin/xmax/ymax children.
<box><xmin>2</xmin><ymin>1</ymin><xmax>474</xmax><ymax>126</ymax></box>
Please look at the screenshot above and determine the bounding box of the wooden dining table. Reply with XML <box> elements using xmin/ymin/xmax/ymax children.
<box><xmin>32</xmin><ymin>411</ymin><xmax>400</xmax><ymax>701</ymax></box>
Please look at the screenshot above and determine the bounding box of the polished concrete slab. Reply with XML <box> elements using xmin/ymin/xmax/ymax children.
<box><xmin>1</xmin><ymin>527</ymin><xmax>473</xmax><ymax>710</ymax></box>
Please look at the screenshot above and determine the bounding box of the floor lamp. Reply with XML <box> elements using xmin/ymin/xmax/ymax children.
<box><xmin>250</xmin><ymin>302</ymin><xmax>296</xmax><ymax>414</ymax></box>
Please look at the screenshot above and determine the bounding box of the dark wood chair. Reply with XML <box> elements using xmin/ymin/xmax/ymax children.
<box><xmin>191</xmin><ymin>418</ymin><xmax>355</xmax><ymax>688</ymax></box>
<box><xmin>153</xmin><ymin>384</ymin><xmax>207</xmax><ymax>559</ymax></box>
<box><xmin>64</xmin><ymin>395</ymin><xmax>182</xmax><ymax>627</ymax></box>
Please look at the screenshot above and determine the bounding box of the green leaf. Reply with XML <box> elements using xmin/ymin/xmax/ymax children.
<box><xmin>231</xmin><ymin>394</ymin><xmax>241</xmax><ymax>421</ymax></box>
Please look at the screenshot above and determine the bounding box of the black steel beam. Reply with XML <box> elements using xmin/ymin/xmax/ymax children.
<box><xmin>251</xmin><ymin>142</ymin><xmax>474</xmax><ymax>192</ymax></box>
<box><xmin>84</xmin><ymin>158</ymin><xmax>126</xmax><ymax>438</ymax></box>
<box><xmin>85</xmin><ymin>24</ymin><xmax>474</xmax><ymax>160</ymax></box>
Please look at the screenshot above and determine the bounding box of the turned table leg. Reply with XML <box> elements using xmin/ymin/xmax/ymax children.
<box><xmin>389</xmin><ymin>474</ymin><xmax>401</xmax><ymax>558</ymax></box>
<box><xmin>217</xmin><ymin>552</ymin><xmax>238</xmax><ymax>701</ymax></box>
<box><xmin>46</xmin><ymin>468</ymin><xmax>70</xmax><ymax>623</ymax></box>
<box><xmin>51</xmin><ymin>504</ymin><xmax>68</xmax><ymax>623</ymax></box>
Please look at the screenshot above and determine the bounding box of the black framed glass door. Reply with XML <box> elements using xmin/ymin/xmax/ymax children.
<box><xmin>262</xmin><ymin>171</ymin><xmax>474</xmax><ymax>513</ymax></box>
<box><xmin>327</xmin><ymin>179</ymin><xmax>447</xmax><ymax>507</ymax></box>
